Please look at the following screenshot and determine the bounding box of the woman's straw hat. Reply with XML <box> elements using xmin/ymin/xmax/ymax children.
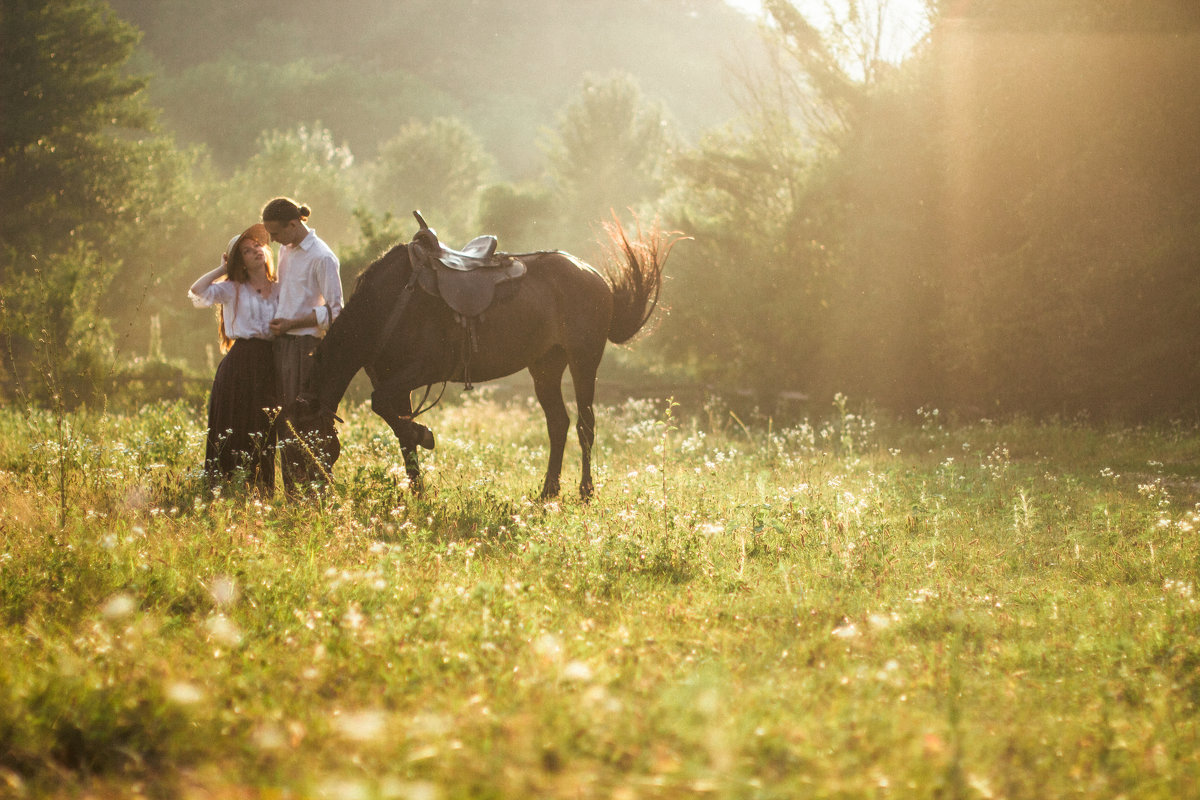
<box><xmin>225</xmin><ymin>222</ymin><xmax>271</xmax><ymax>261</ymax></box>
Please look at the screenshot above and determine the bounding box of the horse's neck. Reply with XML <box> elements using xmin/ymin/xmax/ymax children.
<box><xmin>312</xmin><ymin>305</ymin><xmax>369</xmax><ymax>413</ymax></box>
<box><xmin>311</xmin><ymin>348</ymin><xmax>355</xmax><ymax>415</ymax></box>
<box><xmin>314</xmin><ymin>258</ymin><xmax>407</xmax><ymax>412</ymax></box>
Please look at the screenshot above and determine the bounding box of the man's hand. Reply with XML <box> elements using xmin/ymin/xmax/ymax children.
<box><xmin>271</xmin><ymin>310</ymin><xmax>318</xmax><ymax>337</ymax></box>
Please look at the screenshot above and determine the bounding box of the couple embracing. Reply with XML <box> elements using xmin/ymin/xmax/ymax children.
<box><xmin>188</xmin><ymin>197</ymin><xmax>342</xmax><ymax>495</ymax></box>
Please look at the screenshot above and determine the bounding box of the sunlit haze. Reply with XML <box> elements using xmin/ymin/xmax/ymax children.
<box><xmin>725</xmin><ymin>0</ymin><xmax>930</xmax><ymax>71</ymax></box>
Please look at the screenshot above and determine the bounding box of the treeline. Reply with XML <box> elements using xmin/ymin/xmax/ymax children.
<box><xmin>108</xmin><ymin>0</ymin><xmax>754</xmax><ymax>174</ymax></box>
<box><xmin>3</xmin><ymin>0</ymin><xmax>1199</xmax><ymax>419</ymax></box>
<box><xmin>659</xmin><ymin>0</ymin><xmax>1200</xmax><ymax>418</ymax></box>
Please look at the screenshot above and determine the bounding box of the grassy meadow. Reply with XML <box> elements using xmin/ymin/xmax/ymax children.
<box><xmin>1</xmin><ymin>391</ymin><xmax>1199</xmax><ymax>799</ymax></box>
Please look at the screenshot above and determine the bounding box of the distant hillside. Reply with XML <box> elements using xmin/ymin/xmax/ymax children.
<box><xmin>110</xmin><ymin>0</ymin><xmax>766</xmax><ymax>176</ymax></box>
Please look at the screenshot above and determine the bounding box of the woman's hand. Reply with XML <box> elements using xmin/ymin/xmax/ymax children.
<box><xmin>190</xmin><ymin>259</ymin><xmax>230</xmax><ymax>297</ymax></box>
<box><xmin>270</xmin><ymin>310</ymin><xmax>318</xmax><ymax>337</ymax></box>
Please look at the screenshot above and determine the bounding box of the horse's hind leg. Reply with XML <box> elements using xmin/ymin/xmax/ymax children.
<box><xmin>530</xmin><ymin>348</ymin><xmax>570</xmax><ymax>499</ymax></box>
<box><xmin>569</xmin><ymin>353</ymin><xmax>602</xmax><ymax>500</ymax></box>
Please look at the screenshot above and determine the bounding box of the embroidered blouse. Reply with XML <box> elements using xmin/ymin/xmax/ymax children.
<box><xmin>189</xmin><ymin>280</ymin><xmax>279</xmax><ymax>341</ymax></box>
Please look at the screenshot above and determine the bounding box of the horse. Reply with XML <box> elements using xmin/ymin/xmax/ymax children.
<box><xmin>282</xmin><ymin>217</ymin><xmax>679</xmax><ymax>499</ymax></box>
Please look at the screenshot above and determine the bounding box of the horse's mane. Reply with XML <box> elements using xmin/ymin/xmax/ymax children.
<box><xmin>352</xmin><ymin>242</ymin><xmax>410</xmax><ymax>295</ymax></box>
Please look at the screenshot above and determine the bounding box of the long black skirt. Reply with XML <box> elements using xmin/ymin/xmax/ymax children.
<box><xmin>205</xmin><ymin>337</ymin><xmax>278</xmax><ymax>493</ymax></box>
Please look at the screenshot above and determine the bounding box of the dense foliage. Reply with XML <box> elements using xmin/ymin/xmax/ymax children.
<box><xmin>106</xmin><ymin>0</ymin><xmax>753</xmax><ymax>172</ymax></box>
<box><xmin>659</xmin><ymin>0</ymin><xmax>1200</xmax><ymax>418</ymax></box>
<box><xmin>830</xmin><ymin>1</ymin><xmax>1200</xmax><ymax>417</ymax></box>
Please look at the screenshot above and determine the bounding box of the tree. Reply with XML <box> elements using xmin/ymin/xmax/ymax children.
<box><xmin>232</xmin><ymin>124</ymin><xmax>361</xmax><ymax>249</ymax></box>
<box><xmin>682</xmin><ymin>0</ymin><xmax>1200</xmax><ymax>417</ymax></box>
<box><xmin>756</xmin><ymin>0</ymin><xmax>925</xmax><ymax>143</ymax></box>
<box><xmin>911</xmin><ymin>1</ymin><xmax>1200</xmax><ymax>415</ymax></box>
<box><xmin>367</xmin><ymin>117</ymin><xmax>495</xmax><ymax>245</ymax></box>
<box><xmin>655</xmin><ymin>0</ymin><xmax>930</xmax><ymax>400</ymax></box>
<box><xmin>0</xmin><ymin>0</ymin><xmax>154</xmax><ymax>259</ymax></box>
<box><xmin>543</xmin><ymin>73</ymin><xmax>677</xmax><ymax>254</ymax></box>
<box><xmin>146</xmin><ymin>55</ymin><xmax>464</xmax><ymax>170</ymax></box>
<box><xmin>107</xmin><ymin>0</ymin><xmax>762</xmax><ymax>180</ymax></box>
<box><xmin>0</xmin><ymin>0</ymin><xmax>162</xmax><ymax>402</ymax></box>
<box><xmin>337</xmin><ymin>209</ymin><xmax>407</xmax><ymax>283</ymax></box>
<box><xmin>659</xmin><ymin>117</ymin><xmax>835</xmax><ymax>396</ymax></box>
<box><xmin>0</xmin><ymin>245</ymin><xmax>117</xmax><ymax>405</ymax></box>
<box><xmin>476</xmin><ymin>182</ymin><xmax>557</xmax><ymax>253</ymax></box>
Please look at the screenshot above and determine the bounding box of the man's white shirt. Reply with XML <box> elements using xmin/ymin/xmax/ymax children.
<box><xmin>276</xmin><ymin>228</ymin><xmax>342</xmax><ymax>337</ymax></box>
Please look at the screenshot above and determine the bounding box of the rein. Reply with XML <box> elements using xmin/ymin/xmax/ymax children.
<box><xmin>366</xmin><ymin>244</ymin><xmax>449</xmax><ymax>422</ymax></box>
<box><xmin>410</xmin><ymin>381</ymin><xmax>448</xmax><ymax>419</ymax></box>
<box><xmin>370</xmin><ymin>247</ymin><xmax>421</xmax><ymax>365</ymax></box>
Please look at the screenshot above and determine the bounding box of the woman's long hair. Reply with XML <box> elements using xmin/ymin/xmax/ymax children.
<box><xmin>215</xmin><ymin>238</ymin><xmax>276</xmax><ymax>353</ymax></box>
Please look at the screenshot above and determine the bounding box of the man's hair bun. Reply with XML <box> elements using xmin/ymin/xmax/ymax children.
<box><xmin>262</xmin><ymin>196</ymin><xmax>311</xmax><ymax>223</ymax></box>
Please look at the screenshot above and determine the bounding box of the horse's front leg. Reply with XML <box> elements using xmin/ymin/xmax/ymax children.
<box><xmin>371</xmin><ymin>387</ymin><xmax>434</xmax><ymax>492</ymax></box>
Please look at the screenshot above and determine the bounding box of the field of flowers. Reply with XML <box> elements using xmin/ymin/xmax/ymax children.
<box><xmin>1</xmin><ymin>392</ymin><xmax>1198</xmax><ymax>798</ymax></box>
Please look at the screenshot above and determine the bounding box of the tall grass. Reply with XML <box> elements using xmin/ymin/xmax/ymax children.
<box><xmin>1</xmin><ymin>392</ymin><xmax>1198</xmax><ymax>798</ymax></box>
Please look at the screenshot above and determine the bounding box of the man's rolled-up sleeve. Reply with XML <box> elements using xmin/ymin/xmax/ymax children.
<box><xmin>313</xmin><ymin>255</ymin><xmax>344</xmax><ymax>332</ymax></box>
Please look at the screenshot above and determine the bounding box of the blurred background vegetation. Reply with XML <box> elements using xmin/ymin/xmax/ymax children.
<box><xmin>2</xmin><ymin>0</ymin><xmax>1199</xmax><ymax>419</ymax></box>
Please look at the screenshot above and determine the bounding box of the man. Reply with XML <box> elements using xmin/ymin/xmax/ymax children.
<box><xmin>261</xmin><ymin>196</ymin><xmax>343</xmax><ymax>492</ymax></box>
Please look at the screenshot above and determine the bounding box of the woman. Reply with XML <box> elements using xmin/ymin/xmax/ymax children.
<box><xmin>189</xmin><ymin>223</ymin><xmax>280</xmax><ymax>493</ymax></box>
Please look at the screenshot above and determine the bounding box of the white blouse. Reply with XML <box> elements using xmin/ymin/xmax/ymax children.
<box><xmin>189</xmin><ymin>280</ymin><xmax>279</xmax><ymax>340</ymax></box>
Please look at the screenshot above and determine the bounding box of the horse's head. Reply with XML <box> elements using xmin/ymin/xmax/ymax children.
<box><xmin>277</xmin><ymin>394</ymin><xmax>342</xmax><ymax>487</ymax></box>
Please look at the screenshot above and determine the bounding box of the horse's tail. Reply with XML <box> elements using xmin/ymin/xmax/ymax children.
<box><xmin>602</xmin><ymin>215</ymin><xmax>683</xmax><ymax>345</ymax></box>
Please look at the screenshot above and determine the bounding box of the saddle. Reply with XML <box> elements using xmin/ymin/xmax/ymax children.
<box><xmin>408</xmin><ymin>211</ymin><xmax>525</xmax><ymax>318</ymax></box>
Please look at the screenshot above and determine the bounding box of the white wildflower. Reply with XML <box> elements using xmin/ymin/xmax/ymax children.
<box><xmin>208</xmin><ymin>575</ymin><xmax>238</xmax><ymax>607</ymax></box>
<box><xmin>332</xmin><ymin>709</ymin><xmax>388</xmax><ymax>742</ymax></box>
<box><xmin>166</xmin><ymin>681</ymin><xmax>204</xmax><ymax>705</ymax></box>
<box><xmin>562</xmin><ymin>660</ymin><xmax>593</xmax><ymax>682</ymax></box>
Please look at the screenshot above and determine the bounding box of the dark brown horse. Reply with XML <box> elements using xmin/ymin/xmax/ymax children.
<box><xmin>285</xmin><ymin>218</ymin><xmax>678</xmax><ymax>498</ymax></box>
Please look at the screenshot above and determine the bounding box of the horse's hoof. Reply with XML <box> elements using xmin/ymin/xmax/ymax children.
<box><xmin>416</xmin><ymin>423</ymin><xmax>435</xmax><ymax>450</ymax></box>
